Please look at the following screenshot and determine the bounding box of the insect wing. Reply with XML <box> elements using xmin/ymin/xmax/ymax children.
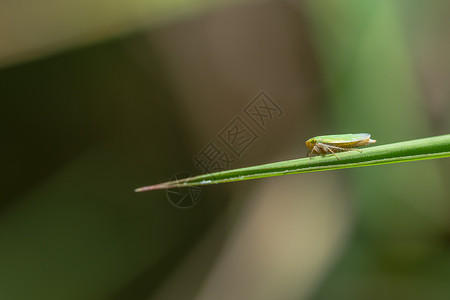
<box><xmin>316</xmin><ymin>133</ymin><xmax>372</xmax><ymax>147</ymax></box>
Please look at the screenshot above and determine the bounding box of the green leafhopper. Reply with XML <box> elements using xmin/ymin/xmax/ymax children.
<box><xmin>306</xmin><ymin>133</ymin><xmax>376</xmax><ymax>160</ymax></box>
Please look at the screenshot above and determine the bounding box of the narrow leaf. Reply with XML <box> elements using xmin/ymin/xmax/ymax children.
<box><xmin>135</xmin><ymin>134</ymin><xmax>450</xmax><ymax>192</ymax></box>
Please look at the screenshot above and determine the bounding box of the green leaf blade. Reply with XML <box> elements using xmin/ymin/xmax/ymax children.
<box><xmin>135</xmin><ymin>134</ymin><xmax>450</xmax><ymax>191</ymax></box>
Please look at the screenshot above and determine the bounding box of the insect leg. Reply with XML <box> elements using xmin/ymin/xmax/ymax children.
<box><xmin>326</xmin><ymin>144</ymin><xmax>363</xmax><ymax>153</ymax></box>
<box><xmin>307</xmin><ymin>147</ymin><xmax>319</xmax><ymax>161</ymax></box>
<box><xmin>308</xmin><ymin>146</ymin><xmax>322</xmax><ymax>162</ymax></box>
<box><xmin>306</xmin><ymin>150</ymin><xmax>312</xmax><ymax>162</ymax></box>
<box><xmin>322</xmin><ymin>145</ymin><xmax>341</xmax><ymax>160</ymax></box>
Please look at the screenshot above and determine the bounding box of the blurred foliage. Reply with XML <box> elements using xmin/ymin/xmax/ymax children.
<box><xmin>0</xmin><ymin>35</ymin><xmax>229</xmax><ymax>299</ymax></box>
<box><xmin>1</xmin><ymin>0</ymin><xmax>449</xmax><ymax>299</ymax></box>
<box><xmin>304</xmin><ymin>0</ymin><xmax>450</xmax><ymax>299</ymax></box>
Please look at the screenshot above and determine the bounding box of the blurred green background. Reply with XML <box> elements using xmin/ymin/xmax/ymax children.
<box><xmin>1</xmin><ymin>0</ymin><xmax>449</xmax><ymax>299</ymax></box>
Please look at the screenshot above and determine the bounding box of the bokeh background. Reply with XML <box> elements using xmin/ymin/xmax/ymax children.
<box><xmin>1</xmin><ymin>0</ymin><xmax>450</xmax><ymax>299</ymax></box>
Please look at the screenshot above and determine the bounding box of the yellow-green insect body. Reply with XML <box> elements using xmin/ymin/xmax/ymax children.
<box><xmin>306</xmin><ymin>133</ymin><xmax>376</xmax><ymax>160</ymax></box>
